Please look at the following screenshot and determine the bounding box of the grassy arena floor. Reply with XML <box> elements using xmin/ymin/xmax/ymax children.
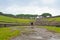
<box><xmin>0</xmin><ymin>26</ymin><xmax>35</xmax><ymax>40</ymax></box>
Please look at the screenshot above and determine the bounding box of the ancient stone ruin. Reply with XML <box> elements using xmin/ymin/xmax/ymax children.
<box><xmin>34</xmin><ymin>16</ymin><xmax>60</xmax><ymax>26</ymax></box>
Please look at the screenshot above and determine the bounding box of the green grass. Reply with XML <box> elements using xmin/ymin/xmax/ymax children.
<box><xmin>46</xmin><ymin>17</ymin><xmax>60</xmax><ymax>22</ymax></box>
<box><xmin>0</xmin><ymin>15</ymin><xmax>34</xmax><ymax>24</ymax></box>
<box><xmin>0</xmin><ymin>27</ymin><xmax>20</xmax><ymax>40</ymax></box>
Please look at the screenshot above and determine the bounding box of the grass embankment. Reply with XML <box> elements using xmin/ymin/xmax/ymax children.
<box><xmin>0</xmin><ymin>15</ymin><xmax>34</xmax><ymax>25</ymax></box>
<box><xmin>0</xmin><ymin>27</ymin><xmax>20</xmax><ymax>40</ymax></box>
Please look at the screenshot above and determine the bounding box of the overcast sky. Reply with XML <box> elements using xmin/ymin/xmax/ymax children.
<box><xmin>0</xmin><ymin>0</ymin><xmax>60</xmax><ymax>16</ymax></box>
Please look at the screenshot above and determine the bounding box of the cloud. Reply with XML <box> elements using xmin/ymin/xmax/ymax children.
<box><xmin>0</xmin><ymin>0</ymin><xmax>60</xmax><ymax>16</ymax></box>
<box><xmin>42</xmin><ymin>0</ymin><xmax>56</xmax><ymax>5</ymax></box>
<box><xmin>2</xmin><ymin>5</ymin><xmax>60</xmax><ymax>16</ymax></box>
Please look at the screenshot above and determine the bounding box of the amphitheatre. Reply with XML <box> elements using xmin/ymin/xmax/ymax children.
<box><xmin>0</xmin><ymin>13</ymin><xmax>60</xmax><ymax>40</ymax></box>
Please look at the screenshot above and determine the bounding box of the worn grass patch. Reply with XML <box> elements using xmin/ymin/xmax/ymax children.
<box><xmin>13</xmin><ymin>26</ymin><xmax>35</xmax><ymax>35</ymax></box>
<box><xmin>38</xmin><ymin>26</ymin><xmax>60</xmax><ymax>33</ymax></box>
<box><xmin>9</xmin><ymin>26</ymin><xmax>35</xmax><ymax>36</ymax></box>
<box><xmin>44</xmin><ymin>26</ymin><xmax>60</xmax><ymax>33</ymax></box>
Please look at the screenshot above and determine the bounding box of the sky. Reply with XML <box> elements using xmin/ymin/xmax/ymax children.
<box><xmin>0</xmin><ymin>0</ymin><xmax>60</xmax><ymax>16</ymax></box>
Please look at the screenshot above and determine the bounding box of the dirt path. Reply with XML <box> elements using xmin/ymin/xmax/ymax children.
<box><xmin>11</xmin><ymin>26</ymin><xmax>60</xmax><ymax>40</ymax></box>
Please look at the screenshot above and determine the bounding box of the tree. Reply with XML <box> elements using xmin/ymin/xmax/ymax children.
<box><xmin>41</xmin><ymin>13</ymin><xmax>52</xmax><ymax>17</ymax></box>
<box><xmin>16</xmin><ymin>14</ymin><xmax>38</xmax><ymax>19</ymax></box>
<box><xmin>0</xmin><ymin>12</ymin><xmax>4</xmax><ymax>15</ymax></box>
<box><xmin>3</xmin><ymin>14</ymin><xmax>15</xmax><ymax>17</ymax></box>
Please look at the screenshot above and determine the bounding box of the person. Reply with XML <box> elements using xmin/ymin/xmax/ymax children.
<box><xmin>31</xmin><ymin>22</ymin><xmax>33</xmax><ymax>26</ymax></box>
<box><xmin>30</xmin><ymin>22</ymin><xmax>34</xmax><ymax>29</ymax></box>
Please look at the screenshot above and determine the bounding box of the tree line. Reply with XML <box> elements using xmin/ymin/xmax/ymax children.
<box><xmin>0</xmin><ymin>12</ymin><xmax>38</xmax><ymax>19</ymax></box>
<box><xmin>0</xmin><ymin>12</ymin><xmax>53</xmax><ymax>19</ymax></box>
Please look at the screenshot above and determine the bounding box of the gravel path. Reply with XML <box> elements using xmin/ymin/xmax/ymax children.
<box><xmin>11</xmin><ymin>26</ymin><xmax>60</xmax><ymax>40</ymax></box>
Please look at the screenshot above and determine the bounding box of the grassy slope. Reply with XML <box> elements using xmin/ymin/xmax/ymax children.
<box><xmin>0</xmin><ymin>15</ymin><xmax>60</xmax><ymax>23</ymax></box>
<box><xmin>46</xmin><ymin>17</ymin><xmax>60</xmax><ymax>21</ymax></box>
<box><xmin>0</xmin><ymin>15</ymin><xmax>34</xmax><ymax>24</ymax></box>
